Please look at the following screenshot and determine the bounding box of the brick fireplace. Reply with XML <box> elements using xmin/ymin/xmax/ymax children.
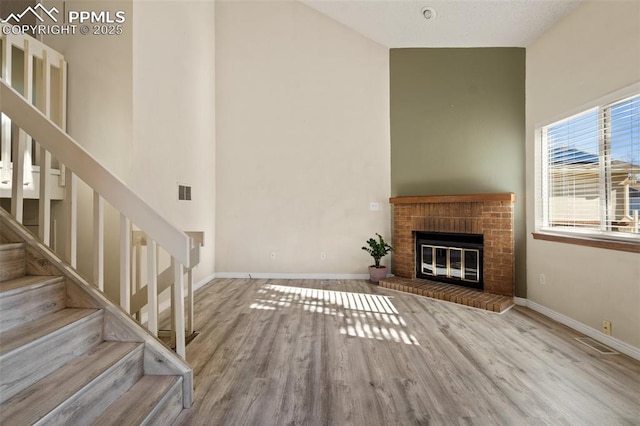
<box><xmin>387</xmin><ymin>193</ymin><xmax>515</xmax><ymax>300</ymax></box>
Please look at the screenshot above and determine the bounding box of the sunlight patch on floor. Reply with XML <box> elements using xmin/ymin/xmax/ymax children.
<box><xmin>250</xmin><ymin>284</ymin><xmax>419</xmax><ymax>345</ymax></box>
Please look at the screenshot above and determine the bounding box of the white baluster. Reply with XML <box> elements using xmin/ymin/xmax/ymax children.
<box><xmin>10</xmin><ymin>39</ymin><xmax>33</xmax><ymax>222</ymax></box>
<box><xmin>170</xmin><ymin>258</ymin><xmax>176</xmax><ymax>334</ymax></box>
<box><xmin>93</xmin><ymin>191</ymin><xmax>104</xmax><ymax>290</ymax></box>
<box><xmin>38</xmin><ymin>147</ymin><xmax>51</xmax><ymax>244</ymax></box>
<box><xmin>187</xmin><ymin>267</ymin><xmax>194</xmax><ymax>336</ymax></box>
<box><xmin>133</xmin><ymin>233</ymin><xmax>142</xmax><ymax>321</ymax></box>
<box><xmin>38</xmin><ymin>50</ymin><xmax>52</xmax><ymax>244</ymax></box>
<box><xmin>0</xmin><ymin>34</ymin><xmax>12</xmax><ymax>185</ymax></box>
<box><xmin>0</xmin><ymin>111</ymin><xmax>10</xmax><ymax>185</ymax></box>
<box><xmin>147</xmin><ymin>237</ymin><xmax>158</xmax><ymax>335</ymax></box>
<box><xmin>66</xmin><ymin>172</ymin><xmax>77</xmax><ymax>268</ymax></box>
<box><xmin>120</xmin><ymin>214</ymin><xmax>131</xmax><ymax>313</ymax></box>
<box><xmin>58</xmin><ymin>59</ymin><xmax>68</xmax><ymax>187</ymax></box>
<box><xmin>11</xmin><ymin>130</ymin><xmax>25</xmax><ymax>222</ymax></box>
<box><xmin>22</xmin><ymin>40</ymin><xmax>33</xmax><ymax>185</ymax></box>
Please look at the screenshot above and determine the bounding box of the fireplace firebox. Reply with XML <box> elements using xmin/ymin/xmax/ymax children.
<box><xmin>415</xmin><ymin>232</ymin><xmax>483</xmax><ymax>290</ymax></box>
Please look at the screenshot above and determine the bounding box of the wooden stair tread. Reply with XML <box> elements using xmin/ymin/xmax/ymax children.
<box><xmin>0</xmin><ymin>341</ymin><xmax>142</xmax><ymax>424</ymax></box>
<box><xmin>0</xmin><ymin>275</ymin><xmax>64</xmax><ymax>295</ymax></box>
<box><xmin>0</xmin><ymin>211</ymin><xmax>189</xmax><ymax>422</ymax></box>
<box><xmin>93</xmin><ymin>375</ymin><xmax>181</xmax><ymax>425</ymax></box>
<box><xmin>0</xmin><ymin>308</ymin><xmax>100</xmax><ymax>355</ymax></box>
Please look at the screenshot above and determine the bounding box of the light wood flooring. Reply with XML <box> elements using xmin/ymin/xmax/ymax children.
<box><xmin>174</xmin><ymin>279</ymin><xmax>640</xmax><ymax>425</ymax></box>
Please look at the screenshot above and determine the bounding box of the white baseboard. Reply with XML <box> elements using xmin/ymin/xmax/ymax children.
<box><xmin>213</xmin><ymin>272</ymin><xmax>371</xmax><ymax>280</ymax></box>
<box><xmin>513</xmin><ymin>296</ymin><xmax>528</xmax><ymax>306</ymax></box>
<box><xmin>515</xmin><ymin>298</ymin><xmax>640</xmax><ymax>361</ymax></box>
<box><xmin>193</xmin><ymin>273</ymin><xmax>217</xmax><ymax>292</ymax></box>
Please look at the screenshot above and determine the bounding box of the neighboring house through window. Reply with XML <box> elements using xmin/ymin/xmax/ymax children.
<box><xmin>537</xmin><ymin>90</ymin><xmax>640</xmax><ymax>240</ymax></box>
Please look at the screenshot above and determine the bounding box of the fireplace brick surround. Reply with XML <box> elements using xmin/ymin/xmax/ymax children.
<box><xmin>388</xmin><ymin>193</ymin><xmax>516</xmax><ymax>297</ymax></box>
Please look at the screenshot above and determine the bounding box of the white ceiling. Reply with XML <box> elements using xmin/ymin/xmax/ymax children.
<box><xmin>300</xmin><ymin>0</ymin><xmax>584</xmax><ymax>48</ymax></box>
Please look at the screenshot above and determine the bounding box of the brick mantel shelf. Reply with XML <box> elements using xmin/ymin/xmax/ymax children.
<box><xmin>389</xmin><ymin>193</ymin><xmax>516</xmax><ymax>297</ymax></box>
<box><xmin>390</xmin><ymin>193</ymin><xmax>516</xmax><ymax>205</ymax></box>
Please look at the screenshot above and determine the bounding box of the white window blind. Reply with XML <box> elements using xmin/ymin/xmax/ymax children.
<box><xmin>539</xmin><ymin>93</ymin><xmax>640</xmax><ymax>240</ymax></box>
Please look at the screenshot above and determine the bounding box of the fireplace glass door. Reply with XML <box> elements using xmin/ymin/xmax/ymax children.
<box><xmin>416</xmin><ymin>232</ymin><xmax>483</xmax><ymax>289</ymax></box>
<box><xmin>421</xmin><ymin>245</ymin><xmax>480</xmax><ymax>283</ymax></box>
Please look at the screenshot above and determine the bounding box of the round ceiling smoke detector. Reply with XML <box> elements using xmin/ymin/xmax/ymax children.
<box><xmin>421</xmin><ymin>7</ymin><xmax>436</xmax><ymax>20</ymax></box>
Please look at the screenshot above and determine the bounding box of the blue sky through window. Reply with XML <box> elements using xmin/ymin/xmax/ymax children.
<box><xmin>610</xmin><ymin>96</ymin><xmax>640</xmax><ymax>168</ymax></box>
<box><xmin>548</xmin><ymin>95</ymin><xmax>639</xmax><ymax>173</ymax></box>
<box><xmin>547</xmin><ymin>109</ymin><xmax>598</xmax><ymax>165</ymax></box>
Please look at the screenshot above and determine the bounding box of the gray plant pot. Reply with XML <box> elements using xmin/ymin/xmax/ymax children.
<box><xmin>368</xmin><ymin>265</ymin><xmax>388</xmax><ymax>284</ymax></box>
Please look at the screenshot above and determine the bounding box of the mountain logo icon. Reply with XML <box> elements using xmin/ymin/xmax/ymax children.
<box><xmin>1</xmin><ymin>3</ymin><xmax>59</xmax><ymax>24</ymax></box>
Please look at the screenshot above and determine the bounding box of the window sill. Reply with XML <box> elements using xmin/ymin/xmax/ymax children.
<box><xmin>532</xmin><ymin>232</ymin><xmax>640</xmax><ymax>253</ymax></box>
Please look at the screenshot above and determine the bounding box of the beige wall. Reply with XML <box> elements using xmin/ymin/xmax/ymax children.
<box><xmin>44</xmin><ymin>0</ymin><xmax>216</xmax><ymax>300</ymax></box>
<box><xmin>44</xmin><ymin>0</ymin><xmax>134</xmax><ymax>180</ymax></box>
<box><xmin>215</xmin><ymin>0</ymin><xmax>390</xmax><ymax>276</ymax></box>
<box><xmin>132</xmin><ymin>0</ymin><xmax>216</xmax><ymax>286</ymax></box>
<box><xmin>526</xmin><ymin>1</ymin><xmax>640</xmax><ymax>348</ymax></box>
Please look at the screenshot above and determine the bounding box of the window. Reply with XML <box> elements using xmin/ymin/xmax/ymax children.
<box><xmin>538</xmin><ymin>93</ymin><xmax>640</xmax><ymax>241</ymax></box>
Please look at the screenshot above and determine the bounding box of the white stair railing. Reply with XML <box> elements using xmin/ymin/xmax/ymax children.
<box><xmin>129</xmin><ymin>230</ymin><xmax>203</xmax><ymax>343</ymax></box>
<box><xmin>1</xmin><ymin>28</ymin><xmax>67</xmax><ymax>214</ymax></box>
<box><xmin>1</xmin><ymin>27</ymin><xmax>199</xmax><ymax>358</ymax></box>
<box><xmin>0</xmin><ymin>79</ymin><xmax>199</xmax><ymax>359</ymax></box>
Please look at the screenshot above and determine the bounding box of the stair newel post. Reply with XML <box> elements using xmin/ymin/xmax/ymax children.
<box><xmin>174</xmin><ymin>260</ymin><xmax>186</xmax><ymax>358</ymax></box>
<box><xmin>93</xmin><ymin>191</ymin><xmax>104</xmax><ymax>291</ymax></box>
<box><xmin>147</xmin><ymin>237</ymin><xmax>159</xmax><ymax>336</ymax></box>
<box><xmin>120</xmin><ymin>214</ymin><xmax>131</xmax><ymax>313</ymax></box>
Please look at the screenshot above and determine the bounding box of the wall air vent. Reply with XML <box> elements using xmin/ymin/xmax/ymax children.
<box><xmin>178</xmin><ymin>184</ymin><xmax>192</xmax><ymax>201</ymax></box>
<box><xmin>574</xmin><ymin>337</ymin><xmax>619</xmax><ymax>355</ymax></box>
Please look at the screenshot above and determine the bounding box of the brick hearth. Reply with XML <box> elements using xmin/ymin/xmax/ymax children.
<box><xmin>379</xmin><ymin>277</ymin><xmax>513</xmax><ymax>313</ymax></box>
<box><xmin>384</xmin><ymin>193</ymin><xmax>515</xmax><ymax>310</ymax></box>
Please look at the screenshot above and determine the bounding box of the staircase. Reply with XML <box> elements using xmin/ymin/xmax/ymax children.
<box><xmin>0</xmin><ymin>211</ymin><xmax>190</xmax><ymax>424</ymax></box>
<box><xmin>1</xmin><ymin>25</ymin><xmax>197</xmax><ymax>423</ymax></box>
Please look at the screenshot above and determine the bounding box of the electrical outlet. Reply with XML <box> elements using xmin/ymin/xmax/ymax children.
<box><xmin>369</xmin><ymin>202</ymin><xmax>380</xmax><ymax>211</ymax></box>
<box><xmin>539</xmin><ymin>273</ymin><xmax>546</xmax><ymax>285</ymax></box>
<box><xmin>270</xmin><ymin>252</ymin><xmax>276</xmax><ymax>260</ymax></box>
<box><xmin>603</xmin><ymin>320</ymin><xmax>612</xmax><ymax>335</ymax></box>
<box><xmin>320</xmin><ymin>252</ymin><xmax>326</xmax><ymax>260</ymax></box>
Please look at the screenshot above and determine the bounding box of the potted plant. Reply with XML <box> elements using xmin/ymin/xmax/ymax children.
<box><xmin>361</xmin><ymin>233</ymin><xmax>394</xmax><ymax>283</ymax></box>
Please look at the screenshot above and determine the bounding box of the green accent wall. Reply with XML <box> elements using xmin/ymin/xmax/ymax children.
<box><xmin>390</xmin><ymin>48</ymin><xmax>526</xmax><ymax>297</ymax></box>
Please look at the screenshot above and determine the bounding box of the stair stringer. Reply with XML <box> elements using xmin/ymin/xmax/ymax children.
<box><xmin>0</xmin><ymin>208</ymin><xmax>193</xmax><ymax>408</ymax></box>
